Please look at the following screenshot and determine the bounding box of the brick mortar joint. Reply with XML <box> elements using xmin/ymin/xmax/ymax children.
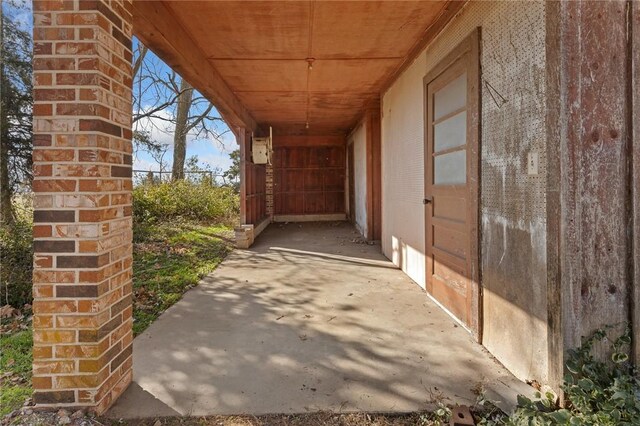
<box><xmin>35</xmin><ymin>85</ymin><xmax>131</xmax><ymax>94</ymax></box>
<box><xmin>36</xmin><ymin>22</ymin><xmax>132</xmax><ymax>43</ymax></box>
<box><xmin>33</xmin><ymin>117</ymin><xmax>133</xmax><ymax>127</ymax></box>
<box><xmin>32</xmin><ymin>154</ymin><xmax>131</xmax><ymax>162</ymax></box>
<box><xmin>32</xmin><ymin>339</ymin><xmax>132</xmax><ymax>365</ymax></box>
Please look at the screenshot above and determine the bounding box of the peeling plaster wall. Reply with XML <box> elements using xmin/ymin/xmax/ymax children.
<box><xmin>381</xmin><ymin>0</ymin><xmax>548</xmax><ymax>382</ymax></box>
<box><xmin>351</xmin><ymin>124</ymin><xmax>368</xmax><ymax>237</ymax></box>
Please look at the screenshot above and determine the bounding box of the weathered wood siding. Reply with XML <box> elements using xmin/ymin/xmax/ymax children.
<box><xmin>547</xmin><ymin>0</ymin><xmax>639</xmax><ymax>388</ymax></box>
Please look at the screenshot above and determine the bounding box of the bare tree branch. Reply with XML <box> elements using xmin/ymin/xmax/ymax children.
<box><xmin>132</xmin><ymin>44</ymin><xmax>148</xmax><ymax>77</ymax></box>
<box><xmin>131</xmin><ymin>38</ymin><xmax>231</xmax><ymax>180</ymax></box>
<box><xmin>185</xmin><ymin>103</ymin><xmax>213</xmax><ymax>133</ymax></box>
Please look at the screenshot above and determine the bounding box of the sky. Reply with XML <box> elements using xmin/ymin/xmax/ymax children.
<box><xmin>132</xmin><ymin>40</ymin><xmax>237</xmax><ymax>175</ymax></box>
<box><xmin>3</xmin><ymin>0</ymin><xmax>31</xmax><ymax>32</ymax></box>
<box><xmin>133</xmin><ymin>103</ymin><xmax>237</xmax><ymax>173</ymax></box>
<box><xmin>4</xmin><ymin>0</ymin><xmax>237</xmax><ymax>176</ymax></box>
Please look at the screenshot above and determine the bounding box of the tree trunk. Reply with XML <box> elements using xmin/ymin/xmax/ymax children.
<box><xmin>0</xmin><ymin>142</ymin><xmax>14</xmax><ymax>225</ymax></box>
<box><xmin>171</xmin><ymin>78</ymin><xmax>193</xmax><ymax>180</ymax></box>
<box><xmin>0</xmin><ymin>5</ymin><xmax>14</xmax><ymax>226</ymax></box>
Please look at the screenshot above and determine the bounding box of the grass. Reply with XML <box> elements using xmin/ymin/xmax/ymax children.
<box><xmin>132</xmin><ymin>221</ymin><xmax>234</xmax><ymax>335</ymax></box>
<box><xmin>0</xmin><ymin>220</ymin><xmax>234</xmax><ymax>414</ymax></box>
<box><xmin>0</xmin><ymin>330</ymin><xmax>33</xmax><ymax>416</ymax></box>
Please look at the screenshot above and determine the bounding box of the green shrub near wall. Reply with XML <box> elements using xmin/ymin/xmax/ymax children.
<box><xmin>0</xmin><ymin>200</ymin><xmax>34</xmax><ymax>308</ymax></box>
<box><xmin>0</xmin><ymin>182</ymin><xmax>239</xmax><ymax>308</ymax></box>
<box><xmin>133</xmin><ymin>180</ymin><xmax>239</xmax><ymax>226</ymax></box>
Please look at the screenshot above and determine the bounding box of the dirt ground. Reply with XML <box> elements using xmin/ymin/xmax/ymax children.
<box><xmin>109</xmin><ymin>412</ymin><xmax>441</xmax><ymax>426</ymax></box>
<box><xmin>4</xmin><ymin>410</ymin><xmax>447</xmax><ymax>426</ymax></box>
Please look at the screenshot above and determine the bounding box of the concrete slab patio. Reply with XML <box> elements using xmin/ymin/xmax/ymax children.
<box><xmin>108</xmin><ymin>222</ymin><xmax>531</xmax><ymax>419</ymax></box>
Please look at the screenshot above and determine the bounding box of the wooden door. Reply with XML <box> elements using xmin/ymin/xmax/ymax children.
<box><xmin>348</xmin><ymin>143</ymin><xmax>355</xmax><ymax>222</ymax></box>
<box><xmin>424</xmin><ymin>30</ymin><xmax>480</xmax><ymax>337</ymax></box>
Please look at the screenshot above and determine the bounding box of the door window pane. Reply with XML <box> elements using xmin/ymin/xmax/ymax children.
<box><xmin>434</xmin><ymin>111</ymin><xmax>466</xmax><ymax>152</ymax></box>
<box><xmin>434</xmin><ymin>72</ymin><xmax>467</xmax><ymax>121</ymax></box>
<box><xmin>434</xmin><ymin>150</ymin><xmax>466</xmax><ymax>185</ymax></box>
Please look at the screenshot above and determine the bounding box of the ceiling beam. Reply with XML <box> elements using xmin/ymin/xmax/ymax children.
<box><xmin>132</xmin><ymin>1</ymin><xmax>258</xmax><ymax>136</ymax></box>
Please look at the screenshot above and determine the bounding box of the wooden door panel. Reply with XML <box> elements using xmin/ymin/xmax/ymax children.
<box><xmin>430</xmin><ymin>246</ymin><xmax>467</xmax><ymax>273</ymax></box>
<box><xmin>431</xmin><ymin>278</ymin><xmax>468</xmax><ymax>323</ymax></box>
<box><xmin>433</xmin><ymin>254</ymin><xmax>467</xmax><ymax>286</ymax></box>
<box><xmin>433</xmin><ymin>195</ymin><xmax>466</xmax><ymax>223</ymax></box>
<box><xmin>424</xmin><ymin>30</ymin><xmax>480</xmax><ymax>337</ymax></box>
<box><xmin>432</xmin><ymin>224</ymin><xmax>467</xmax><ymax>258</ymax></box>
<box><xmin>431</xmin><ymin>216</ymin><xmax>466</xmax><ymax>234</ymax></box>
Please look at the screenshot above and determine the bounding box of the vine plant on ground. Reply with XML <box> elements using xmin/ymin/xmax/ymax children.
<box><xmin>476</xmin><ymin>325</ymin><xmax>639</xmax><ymax>425</ymax></box>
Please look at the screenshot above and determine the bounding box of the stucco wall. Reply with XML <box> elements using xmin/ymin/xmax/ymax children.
<box><xmin>351</xmin><ymin>124</ymin><xmax>368</xmax><ymax>237</ymax></box>
<box><xmin>381</xmin><ymin>0</ymin><xmax>548</xmax><ymax>383</ymax></box>
<box><xmin>381</xmin><ymin>48</ymin><xmax>427</xmax><ymax>287</ymax></box>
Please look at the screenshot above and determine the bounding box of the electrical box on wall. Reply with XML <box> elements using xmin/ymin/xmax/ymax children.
<box><xmin>252</xmin><ymin>127</ymin><xmax>272</xmax><ymax>165</ymax></box>
<box><xmin>252</xmin><ymin>138</ymin><xmax>269</xmax><ymax>164</ymax></box>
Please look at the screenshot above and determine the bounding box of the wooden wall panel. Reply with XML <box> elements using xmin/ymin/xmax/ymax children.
<box><xmin>273</xmin><ymin>136</ymin><xmax>346</xmax><ymax>216</ymax></box>
<box><xmin>241</xmin><ymin>129</ymin><xmax>267</xmax><ymax>225</ymax></box>
<box><xmin>304</xmin><ymin>170</ymin><xmax>324</xmax><ymax>191</ymax></box>
<box><xmin>326</xmin><ymin>191</ymin><xmax>346</xmax><ymax>214</ymax></box>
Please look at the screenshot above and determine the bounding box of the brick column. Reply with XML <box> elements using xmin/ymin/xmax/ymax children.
<box><xmin>32</xmin><ymin>0</ymin><xmax>133</xmax><ymax>414</ymax></box>
<box><xmin>265</xmin><ymin>163</ymin><xmax>273</xmax><ymax>218</ymax></box>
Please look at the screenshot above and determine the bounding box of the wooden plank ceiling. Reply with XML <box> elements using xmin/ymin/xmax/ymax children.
<box><xmin>135</xmin><ymin>1</ymin><xmax>459</xmax><ymax>136</ymax></box>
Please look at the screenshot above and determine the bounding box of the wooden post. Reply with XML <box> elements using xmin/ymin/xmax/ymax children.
<box><xmin>631</xmin><ymin>0</ymin><xmax>640</xmax><ymax>367</ymax></box>
<box><xmin>546</xmin><ymin>0</ymin><xmax>638</xmax><ymax>390</ymax></box>
<box><xmin>238</xmin><ymin>128</ymin><xmax>247</xmax><ymax>225</ymax></box>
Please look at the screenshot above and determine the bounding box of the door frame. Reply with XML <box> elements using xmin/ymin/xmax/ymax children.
<box><xmin>423</xmin><ymin>28</ymin><xmax>482</xmax><ymax>341</ymax></box>
<box><xmin>347</xmin><ymin>141</ymin><xmax>356</xmax><ymax>223</ymax></box>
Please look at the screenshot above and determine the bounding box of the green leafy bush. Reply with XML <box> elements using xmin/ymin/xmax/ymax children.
<box><xmin>133</xmin><ymin>180</ymin><xmax>239</xmax><ymax>227</ymax></box>
<box><xmin>479</xmin><ymin>325</ymin><xmax>639</xmax><ymax>425</ymax></box>
<box><xmin>0</xmin><ymin>330</ymin><xmax>33</xmax><ymax>416</ymax></box>
<box><xmin>0</xmin><ymin>199</ymin><xmax>33</xmax><ymax>308</ymax></box>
